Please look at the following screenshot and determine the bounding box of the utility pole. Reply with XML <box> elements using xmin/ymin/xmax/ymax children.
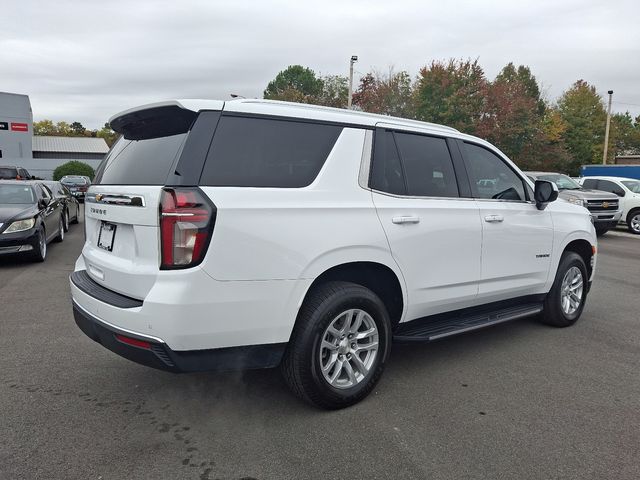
<box><xmin>348</xmin><ymin>55</ymin><xmax>358</xmax><ymax>109</ymax></box>
<box><xmin>603</xmin><ymin>90</ymin><xmax>613</xmax><ymax>164</ymax></box>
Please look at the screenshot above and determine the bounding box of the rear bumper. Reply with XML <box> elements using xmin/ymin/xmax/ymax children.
<box><xmin>72</xmin><ymin>301</ymin><xmax>286</xmax><ymax>372</ymax></box>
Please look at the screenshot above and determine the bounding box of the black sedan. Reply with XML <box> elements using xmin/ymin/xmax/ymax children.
<box><xmin>43</xmin><ymin>180</ymin><xmax>80</xmax><ymax>232</ymax></box>
<box><xmin>0</xmin><ymin>180</ymin><xmax>65</xmax><ymax>262</ymax></box>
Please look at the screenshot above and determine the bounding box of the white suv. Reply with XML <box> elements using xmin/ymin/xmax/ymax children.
<box><xmin>579</xmin><ymin>176</ymin><xmax>640</xmax><ymax>234</ymax></box>
<box><xmin>70</xmin><ymin>99</ymin><xmax>597</xmax><ymax>409</ymax></box>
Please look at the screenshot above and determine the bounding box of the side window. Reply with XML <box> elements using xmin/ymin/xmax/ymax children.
<box><xmin>463</xmin><ymin>142</ymin><xmax>526</xmax><ymax>201</ymax></box>
<box><xmin>394</xmin><ymin>132</ymin><xmax>458</xmax><ymax>197</ymax></box>
<box><xmin>199</xmin><ymin>116</ymin><xmax>342</xmax><ymax>188</ymax></box>
<box><xmin>582</xmin><ymin>178</ymin><xmax>598</xmax><ymax>190</ymax></box>
<box><xmin>596</xmin><ymin>180</ymin><xmax>623</xmax><ymax>196</ymax></box>
<box><xmin>370</xmin><ymin>130</ymin><xmax>406</xmax><ymax>195</ymax></box>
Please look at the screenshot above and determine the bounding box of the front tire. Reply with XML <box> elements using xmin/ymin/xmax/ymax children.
<box><xmin>540</xmin><ymin>252</ymin><xmax>588</xmax><ymax>327</ymax></box>
<box><xmin>62</xmin><ymin>209</ymin><xmax>70</xmax><ymax>232</ymax></box>
<box><xmin>31</xmin><ymin>226</ymin><xmax>47</xmax><ymax>262</ymax></box>
<box><xmin>595</xmin><ymin>227</ymin><xmax>609</xmax><ymax>237</ymax></box>
<box><xmin>281</xmin><ymin>281</ymin><xmax>391</xmax><ymax>409</ymax></box>
<box><xmin>627</xmin><ymin>210</ymin><xmax>640</xmax><ymax>235</ymax></box>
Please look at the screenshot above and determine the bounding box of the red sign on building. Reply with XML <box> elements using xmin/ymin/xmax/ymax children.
<box><xmin>10</xmin><ymin>122</ymin><xmax>28</xmax><ymax>132</ymax></box>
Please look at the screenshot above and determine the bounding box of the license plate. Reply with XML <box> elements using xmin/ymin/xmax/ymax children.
<box><xmin>97</xmin><ymin>222</ymin><xmax>117</xmax><ymax>252</ymax></box>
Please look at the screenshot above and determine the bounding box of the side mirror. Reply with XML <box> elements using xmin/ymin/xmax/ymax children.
<box><xmin>614</xmin><ymin>189</ymin><xmax>625</xmax><ymax>197</ymax></box>
<box><xmin>534</xmin><ymin>180</ymin><xmax>558</xmax><ymax>210</ymax></box>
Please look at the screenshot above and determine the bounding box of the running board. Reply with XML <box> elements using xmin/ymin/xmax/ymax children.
<box><xmin>393</xmin><ymin>303</ymin><xmax>544</xmax><ymax>343</ymax></box>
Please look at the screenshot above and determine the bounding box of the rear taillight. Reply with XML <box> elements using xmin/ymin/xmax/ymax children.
<box><xmin>159</xmin><ymin>187</ymin><xmax>216</xmax><ymax>269</ymax></box>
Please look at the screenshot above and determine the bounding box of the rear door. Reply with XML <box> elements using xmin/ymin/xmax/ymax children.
<box><xmin>370</xmin><ymin>128</ymin><xmax>482</xmax><ymax>320</ymax></box>
<box><xmin>82</xmin><ymin>107</ymin><xmax>215</xmax><ymax>299</ymax></box>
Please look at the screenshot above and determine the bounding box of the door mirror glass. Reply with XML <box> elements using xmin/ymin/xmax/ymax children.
<box><xmin>534</xmin><ymin>180</ymin><xmax>558</xmax><ymax>210</ymax></box>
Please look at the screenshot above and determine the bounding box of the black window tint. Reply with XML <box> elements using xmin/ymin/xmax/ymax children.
<box><xmin>596</xmin><ymin>180</ymin><xmax>618</xmax><ymax>194</ymax></box>
<box><xmin>582</xmin><ymin>178</ymin><xmax>598</xmax><ymax>189</ymax></box>
<box><xmin>95</xmin><ymin>133</ymin><xmax>187</xmax><ymax>185</ymax></box>
<box><xmin>370</xmin><ymin>130</ymin><xmax>406</xmax><ymax>195</ymax></box>
<box><xmin>394</xmin><ymin>132</ymin><xmax>458</xmax><ymax>197</ymax></box>
<box><xmin>463</xmin><ymin>143</ymin><xmax>526</xmax><ymax>201</ymax></box>
<box><xmin>200</xmin><ymin>116</ymin><xmax>342</xmax><ymax>188</ymax></box>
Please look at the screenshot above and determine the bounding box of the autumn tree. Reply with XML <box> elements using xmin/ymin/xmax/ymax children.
<box><xmin>414</xmin><ymin>59</ymin><xmax>488</xmax><ymax>134</ymax></box>
<box><xmin>317</xmin><ymin>75</ymin><xmax>349</xmax><ymax>108</ymax></box>
<box><xmin>96</xmin><ymin>123</ymin><xmax>119</xmax><ymax>147</ymax></box>
<box><xmin>352</xmin><ymin>69</ymin><xmax>415</xmax><ymax>117</ymax></box>
<box><xmin>557</xmin><ymin>80</ymin><xmax>606</xmax><ymax>173</ymax></box>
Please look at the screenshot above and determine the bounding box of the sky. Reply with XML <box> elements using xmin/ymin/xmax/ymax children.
<box><xmin>1</xmin><ymin>0</ymin><xmax>639</xmax><ymax>129</ymax></box>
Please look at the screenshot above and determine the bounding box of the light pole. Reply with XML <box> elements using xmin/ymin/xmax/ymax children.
<box><xmin>348</xmin><ymin>55</ymin><xmax>358</xmax><ymax>109</ymax></box>
<box><xmin>603</xmin><ymin>90</ymin><xmax>613</xmax><ymax>164</ymax></box>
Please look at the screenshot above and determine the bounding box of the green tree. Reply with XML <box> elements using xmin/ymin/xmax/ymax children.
<box><xmin>33</xmin><ymin>119</ymin><xmax>57</xmax><ymax>135</ymax></box>
<box><xmin>557</xmin><ymin>80</ymin><xmax>606</xmax><ymax>173</ymax></box>
<box><xmin>96</xmin><ymin>122</ymin><xmax>119</xmax><ymax>147</ymax></box>
<box><xmin>53</xmin><ymin>161</ymin><xmax>95</xmax><ymax>181</ymax></box>
<box><xmin>607</xmin><ymin>112</ymin><xmax>640</xmax><ymax>162</ymax></box>
<box><xmin>352</xmin><ymin>69</ymin><xmax>415</xmax><ymax>117</ymax></box>
<box><xmin>264</xmin><ymin>65</ymin><xmax>324</xmax><ymax>103</ymax></box>
<box><xmin>70</xmin><ymin>121</ymin><xmax>86</xmax><ymax>135</ymax></box>
<box><xmin>414</xmin><ymin>59</ymin><xmax>488</xmax><ymax>134</ymax></box>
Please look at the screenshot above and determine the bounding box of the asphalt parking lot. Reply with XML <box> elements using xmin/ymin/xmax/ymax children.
<box><xmin>1</xmin><ymin>211</ymin><xmax>639</xmax><ymax>480</ymax></box>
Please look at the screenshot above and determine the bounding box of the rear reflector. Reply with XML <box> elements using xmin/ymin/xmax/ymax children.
<box><xmin>115</xmin><ymin>334</ymin><xmax>152</xmax><ymax>350</ymax></box>
<box><xmin>159</xmin><ymin>187</ymin><xmax>216</xmax><ymax>269</ymax></box>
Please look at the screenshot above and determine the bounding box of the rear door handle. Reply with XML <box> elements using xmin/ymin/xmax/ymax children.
<box><xmin>484</xmin><ymin>214</ymin><xmax>504</xmax><ymax>223</ymax></box>
<box><xmin>392</xmin><ymin>216</ymin><xmax>420</xmax><ymax>224</ymax></box>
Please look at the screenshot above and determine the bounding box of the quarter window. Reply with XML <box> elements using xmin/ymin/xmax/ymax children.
<box><xmin>463</xmin><ymin>143</ymin><xmax>526</xmax><ymax>201</ymax></box>
<box><xmin>199</xmin><ymin>116</ymin><xmax>342</xmax><ymax>188</ymax></box>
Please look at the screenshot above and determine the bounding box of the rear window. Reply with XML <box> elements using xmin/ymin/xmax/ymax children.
<box><xmin>94</xmin><ymin>133</ymin><xmax>187</xmax><ymax>185</ymax></box>
<box><xmin>0</xmin><ymin>167</ymin><xmax>18</xmax><ymax>179</ymax></box>
<box><xmin>199</xmin><ymin>116</ymin><xmax>342</xmax><ymax>188</ymax></box>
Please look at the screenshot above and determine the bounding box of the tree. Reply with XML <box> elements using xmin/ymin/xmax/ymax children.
<box><xmin>352</xmin><ymin>69</ymin><xmax>415</xmax><ymax>117</ymax></box>
<box><xmin>53</xmin><ymin>161</ymin><xmax>95</xmax><ymax>181</ymax></box>
<box><xmin>557</xmin><ymin>80</ymin><xmax>606</xmax><ymax>173</ymax></box>
<box><xmin>96</xmin><ymin>122</ymin><xmax>119</xmax><ymax>147</ymax></box>
<box><xmin>475</xmin><ymin>63</ymin><xmax>545</xmax><ymax>169</ymax></box>
<box><xmin>33</xmin><ymin>120</ymin><xmax>57</xmax><ymax>136</ymax></box>
<box><xmin>414</xmin><ymin>59</ymin><xmax>488</xmax><ymax>134</ymax></box>
<box><xmin>607</xmin><ymin>112</ymin><xmax>640</xmax><ymax>161</ymax></box>
<box><xmin>70</xmin><ymin>121</ymin><xmax>86</xmax><ymax>135</ymax></box>
<box><xmin>317</xmin><ymin>75</ymin><xmax>349</xmax><ymax>108</ymax></box>
<box><xmin>264</xmin><ymin>65</ymin><xmax>324</xmax><ymax>103</ymax></box>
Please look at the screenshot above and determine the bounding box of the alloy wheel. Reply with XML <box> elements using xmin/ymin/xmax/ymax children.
<box><xmin>560</xmin><ymin>266</ymin><xmax>583</xmax><ymax>315</ymax></box>
<box><xmin>319</xmin><ymin>309</ymin><xmax>379</xmax><ymax>389</ymax></box>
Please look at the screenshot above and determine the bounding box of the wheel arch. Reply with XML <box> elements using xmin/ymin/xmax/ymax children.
<box><xmin>563</xmin><ymin>238</ymin><xmax>594</xmax><ymax>279</ymax></box>
<box><xmin>293</xmin><ymin>260</ymin><xmax>407</xmax><ymax>335</ymax></box>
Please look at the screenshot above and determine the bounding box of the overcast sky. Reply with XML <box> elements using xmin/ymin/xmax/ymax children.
<box><xmin>1</xmin><ymin>0</ymin><xmax>639</xmax><ymax>129</ymax></box>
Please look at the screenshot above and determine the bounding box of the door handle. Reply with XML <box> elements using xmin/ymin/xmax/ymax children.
<box><xmin>392</xmin><ymin>216</ymin><xmax>420</xmax><ymax>224</ymax></box>
<box><xmin>484</xmin><ymin>214</ymin><xmax>504</xmax><ymax>223</ymax></box>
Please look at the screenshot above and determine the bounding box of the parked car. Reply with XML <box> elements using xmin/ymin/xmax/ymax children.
<box><xmin>43</xmin><ymin>180</ymin><xmax>81</xmax><ymax>232</ymax></box>
<box><xmin>60</xmin><ymin>175</ymin><xmax>91</xmax><ymax>202</ymax></box>
<box><xmin>526</xmin><ymin>172</ymin><xmax>621</xmax><ymax>236</ymax></box>
<box><xmin>579</xmin><ymin>176</ymin><xmax>640</xmax><ymax>234</ymax></box>
<box><xmin>70</xmin><ymin>99</ymin><xmax>596</xmax><ymax>409</ymax></box>
<box><xmin>0</xmin><ymin>165</ymin><xmax>32</xmax><ymax>180</ymax></box>
<box><xmin>0</xmin><ymin>180</ymin><xmax>65</xmax><ymax>261</ymax></box>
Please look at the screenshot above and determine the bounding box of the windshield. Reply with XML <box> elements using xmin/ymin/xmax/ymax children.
<box><xmin>536</xmin><ymin>174</ymin><xmax>581</xmax><ymax>190</ymax></box>
<box><xmin>0</xmin><ymin>184</ymin><xmax>36</xmax><ymax>204</ymax></box>
<box><xmin>622</xmin><ymin>180</ymin><xmax>640</xmax><ymax>193</ymax></box>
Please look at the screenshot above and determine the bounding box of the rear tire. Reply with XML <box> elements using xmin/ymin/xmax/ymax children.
<box><xmin>627</xmin><ymin>210</ymin><xmax>640</xmax><ymax>234</ymax></box>
<box><xmin>54</xmin><ymin>216</ymin><xmax>65</xmax><ymax>243</ymax></box>
<box><xmin>281</xmin><ymin>281</ymin><xmax>391</xmax><ymax>409</ymax></box>
<box><xmin>540</xmin><ymin>252</ymin><xmax>588</xmax><ymax>327</ymax></box>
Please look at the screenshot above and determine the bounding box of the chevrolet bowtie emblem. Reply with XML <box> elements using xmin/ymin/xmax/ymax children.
<box><xmin>602</xmin><ymin>201</ymin><xmax>609</xmax><ymax>208</ymax></box>
<box><xmin>95</xmin><ymin>194</ymin><xmax>103</xmax><ymax>202</ymax></box>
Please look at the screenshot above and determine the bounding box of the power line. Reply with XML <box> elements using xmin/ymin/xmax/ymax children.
<box><xmin>612</xmin><ymin>101</ymin><xmax>640</xmax><ymax>108</ymax></box>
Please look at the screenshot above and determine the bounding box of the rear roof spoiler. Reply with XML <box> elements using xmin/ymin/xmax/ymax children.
<box><xmin>109</xmin><ymin>100</ymin><xmax>225</xmax><ymax>140</ymax></box>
